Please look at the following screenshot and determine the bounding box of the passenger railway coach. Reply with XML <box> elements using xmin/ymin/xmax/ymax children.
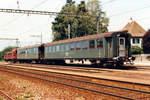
<box><xmin>4</xmin><ymin>31</ymin><xmax>135</xmax><ymax>67</ymax></box>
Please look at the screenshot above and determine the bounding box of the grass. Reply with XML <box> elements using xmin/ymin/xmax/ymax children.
<box><xmin>0</xmin><ymin>76</ymin><xmax>8</xmax><ymax>81</ymax></box>
<box><xmin>0</xmin><ymin>75</ymin><xmax>8</xmax><ymax>81</ymax></box>
<box><xmin>23</xmin><ymin>86</ymin><xmax>26</xmax><ymax>89</ymax></box>
<box><xmin>16</xmin><ymin>88</ymin><xmax>34</xmax><ymax>99</ymax></box>
<box><xmin>16</xmin><ymin>91</ymin><xmax>34</xmax><ymax>99</ymax></box>
<box><xmin>15</xmin><ymin>97</ymin><xmax>25</xmax><ymax>100</ymax></box>
<box><xmin>24</xmin><ymin>91</ymin><xmax>34</xmax><ymax>98</ymax></box>
<box><xmin>0</xmin><ymin>78</ymin><xmax>8</xmax><ymax>81</ymax></box>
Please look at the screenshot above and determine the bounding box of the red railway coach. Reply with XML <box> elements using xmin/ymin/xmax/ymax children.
<box><xmin>4</xmin><ymin>49</ymin><xmax>17</xmax><ymax>62</ymax></box>
<box><xmin>8</xmin><ymin>52</ymin><xmax>12</xmax><ymax>61</ymax></box>
<box><xmin>12</xmin><ymin>49</ymin><xmax>17</xmax><ymax>62</ymax></box>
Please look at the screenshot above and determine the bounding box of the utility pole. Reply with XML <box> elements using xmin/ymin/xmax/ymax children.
<box><xmin>16</xmin><ymin>39</ymin><xmax>19</xmax><ymax>47</ymax></box>
<box><xmin>68</xmin><ymin>24</ymin><xmax>71</xmax><ymax>39</ymax></box>
<box><xmin>17</xmin><ymin>0</ymin><xmax>20</xmax><ymax>9</ymax></box>
<box><xmin>97</xmin><ymin>14</ymin><xmax>101</xmax><ymax>34</ymax></box>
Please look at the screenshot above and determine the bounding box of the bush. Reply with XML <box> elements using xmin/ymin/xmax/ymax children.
<box><xmin>131</xmin><ymin>46</ymin><xmax>143</xmax><ymax>54</ymax></box>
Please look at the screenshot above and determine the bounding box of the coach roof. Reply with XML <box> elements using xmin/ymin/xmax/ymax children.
<box><xmin>44</xmin><ymin>30</ymin><xmax>128</xmax><ymax>46</ymax></box>
<box><xmin>17</xmin><ymin>44</ymin><xmax>43</xmax><ymax>50</ymax></box>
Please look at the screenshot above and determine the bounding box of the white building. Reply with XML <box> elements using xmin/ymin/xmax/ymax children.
<box><xmin>122</xmin><ymin>20</ymin><xmax>146</xmax><ymax>47</ymax></box>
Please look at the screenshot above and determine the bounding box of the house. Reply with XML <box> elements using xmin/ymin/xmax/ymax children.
<box><xmin>122</xmin><ymin>20</ymin><xmax>146</xmax><ymax>47</ymax></box>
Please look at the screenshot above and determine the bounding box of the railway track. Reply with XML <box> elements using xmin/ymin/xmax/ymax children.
<box><xmin>2</xmin><ymin>63</ymin><xmax>150</xmax><ymax>90</ymax></box>
<box><xmin>0</xmin><ymin>64</ymin><xmax>150</xmax><ymax>99</ymax></box>
<box><xmin>6</xmin><ymin>63</ymin><xmax>109</xmax><ymax>73</ymax></box>
<box><xmin>0</xmin><ymin>90</ymin><xmax>13</xmax><ymax>100</ymax></box>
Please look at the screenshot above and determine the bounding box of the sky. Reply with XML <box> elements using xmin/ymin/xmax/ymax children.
<box><xmin>0</xmin><ymin>0</ymin><xmax>150</xmax><ymax>51</ymax></box>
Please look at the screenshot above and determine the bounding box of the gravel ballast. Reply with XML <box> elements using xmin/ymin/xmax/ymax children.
<box><xmin>0</xmin><ymin>71</ymin><xmax>116</xmax><ymax>100</ymax></box>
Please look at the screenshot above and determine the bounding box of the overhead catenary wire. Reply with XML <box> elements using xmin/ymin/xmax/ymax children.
<box><xmin>0</xmin><ymin>0</ymin><xmax>49</xmax><ymax>29</ymax></box>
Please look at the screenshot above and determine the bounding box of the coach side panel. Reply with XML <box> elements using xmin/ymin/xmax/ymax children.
<box><xmin>17</xmin><ymin>47</ymin><xmax>39</xmax><ymax>60</ymax></box>
<box><xmin>44</xmin><ymin>38</ymin><xmax>106</xmax><ymax>60</ymax></box>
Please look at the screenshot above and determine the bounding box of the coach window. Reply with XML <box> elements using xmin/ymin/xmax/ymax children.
<box><xmin>82</xmin><ymin>41</ymin><xmax>88</xmax><ymax>50</ymax></box>
<box><xmin>89</xmin><ymin>40</ymin><xmax>95</xmax><ymax>49</ymax></box>
<box><xmin>61</xmin><ymin>45</ymin><xmax>64</xmax><ymax>52</ymax></box>
<box><xmin>52</xmin><ymin>46</ymin><xmax>55</xmax><ymax>52</ymax></box>
<box><xmin>31</xmin><ymin>48</ymin><xmax>33</xmax><ymax>53</ymax></box>
<box><xmin>32</xmin><ymin>48</ymin><xmax>34</xmax><ymax>53</ymax></box>
<box><xmin>66</xmin><ymin>44</ymin><xmax>69</xmax><ymax>51</ymax></box>
<box><xmin>76</xmin><ymin>42</ymin><xmax>81</xmax><ymax>50</ymax></box>
<box><xmin>34</xmin><ymin>48</ymin><xmax>36</xmax><ymax>53</ymax></box>
<box><xmin>97</xmin><ymin>40</ymin><xmax>103</xmax><ymax>48</ymax></box>
<box><xmin>32</xmin><ymin>48</ymin><xmax>35</xmax><ymax>53</ymax></box>
<box><xmin>120</xmin><ymin>39</ymin><xmax>124</xmax><ymax>45</ymax></box>
<box><xmin>49</xmin><ymin>47</ymin><xmax>51</xmax><ymax>53</ymax></box>
<box><xmin>70</xmin><ymin>43</ymin><xmax>75</xmax><ymax>51</ymax></box>
<box><xmin>56</xmin><ymin>45</ymin><xmax>59</xmax><ymax>52</ymax></box>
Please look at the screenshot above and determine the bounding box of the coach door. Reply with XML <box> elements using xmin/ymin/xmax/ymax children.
<box><xmin>39</xmin><ymin>46</ymin><xmax>44</xmax><ymax>59</ymax></box>
<box><xmin>119</xmin><ymin>37</ymin><xmax>126</xmax><ymax>57</ymax></box>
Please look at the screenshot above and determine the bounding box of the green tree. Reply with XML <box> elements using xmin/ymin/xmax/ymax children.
<box><xmin>52</xmin><ymin>1</ymin><xmax>77</xmax><ymax>41</ymax></box>
<box><xmin>66</xmin><ymin>0</ymin><xmax>73</xmax><ymax>5</ymax></box>
<box><xmin>75</xmin><ymin>1</ymin><xmax>94</xmax><ymax>37</ymax></box>
<box><xmin>87</xmin><ymin>0</ymin><xmax>109</xmax><ymax>33</ymax></box>
<box><xmin>52</xmin><ymin>0</ymin><xmax>109</xmax><ymax>41</ymax></box>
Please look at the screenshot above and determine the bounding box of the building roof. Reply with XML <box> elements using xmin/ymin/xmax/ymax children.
<box><xmin>44</xmin><ymin>30</ymin><xmax>128</xmax><ymax>46</ymax></box>
<box><xmin>122</xmin><ymin>21</ymin><xmax>146</xmax><ymax>37</ymax></box>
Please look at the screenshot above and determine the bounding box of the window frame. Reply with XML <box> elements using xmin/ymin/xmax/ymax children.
<box><xmin>89</xmin><ymin>40</ymin><xmax>95</xmax><ymax>49</ymax></box>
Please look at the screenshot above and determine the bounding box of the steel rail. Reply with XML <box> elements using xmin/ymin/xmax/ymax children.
<box><xmin>0</xmin><ymin>68</ymin><xmax>135</xmax><ymax>100</ymax></box>
<box><xmin>3</xmin><ymin>64</ymin><xmax>150</xmax><ymax>87</ymax></box>
<box><xmin>5</xmin><ymin>67</ymin><xmax>150</xmax><ymax>94</ymax></box>
<box><xmin>12</xmin><ymin>63</ymin><xmax>101</xmax><ymax>73</ymax></box>
<box><xmin>1</xmin><ymin>66</ymin><xmax>150</xmax><ymax>99</ymax></box>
